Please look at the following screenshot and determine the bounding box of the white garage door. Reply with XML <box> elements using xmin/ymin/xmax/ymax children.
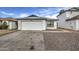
<box><xmin>21</xmin><ymin>21</ymin><xmax>43</xmax><ymax>30</ymax></box>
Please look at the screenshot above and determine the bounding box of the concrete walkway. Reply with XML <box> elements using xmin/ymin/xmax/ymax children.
<box><xmin>0</xmin><ymin>31</ymin><xmax>45</xmax><ymax>51</ymax></box>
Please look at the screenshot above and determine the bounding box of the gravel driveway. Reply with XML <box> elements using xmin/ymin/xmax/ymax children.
<box><xmin>43</xmin><ymin>31</ymin><xmax>79</xmax><ymax>51</ymax></box>
<box><xmin>0</xmin><ymin>31</ymin><xmax>44</xmax><ymax>51</ymax></box>
<box><xmin>0</xmin><ymin>30</ymin><xmax>79</xmax><ymax>51</ymax></box>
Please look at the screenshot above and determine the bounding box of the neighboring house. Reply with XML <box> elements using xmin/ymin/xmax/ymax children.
<box><xmin>57</xmin><ymin>7</ymin><xmax>79</xmax><ymax>30</ymax></box>
<box><xmin>66</xmin><ymin>15</ymin><xmax>79</xmax><ymax>30</ymax></box>
<box><xmin>0</xmin><ymin>18</ymin><xmax>17</xmax><ymax>29</ymax></box>
<box><xmin>17</xmin><ymin>15</ymin><xmax>58</xmax><ymax>30</ymax></box>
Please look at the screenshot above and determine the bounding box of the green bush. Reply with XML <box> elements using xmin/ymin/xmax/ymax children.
<box><xmin>0</xmin><ymin>22</ymin><xmax>9</xmax><ymax>29</ymax></box>
<box><xmin>0</xmin><ymin>25</ymin><xmax>2</xmax><ymax>29</ymax></box>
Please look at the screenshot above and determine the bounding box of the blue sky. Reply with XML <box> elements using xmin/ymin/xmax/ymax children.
<box><xmin>0</xmin><ymin>7</ymin><xmax>65</xmax><ymax>18</ymax></box>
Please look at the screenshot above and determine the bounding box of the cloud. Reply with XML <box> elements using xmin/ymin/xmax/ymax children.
<box><xmin>36</xmin><ymin>7</ymin><xmax>71</xmax><ymax>19</ymax></box>
<box><xmin>38</xmin><ymin>9</ymin><xmax>52</xmax><ymax>15</ymax></box>
<box><xmin>37</xmin><ymin>8</ymin><xmax>54</xmax><ymax>16</ymax></box>
<box><xmin>45</xmin><ymin>13</ymin><xmax>59</xmax><ymax>19</ymax></box>
<box><xmin>16</xmin><ymin>13</ymin><xmax>28</xmax><ymax>18</ymax></box>
<box><xmin>51</xmin><ymin>13</ymin><xmax>59</xmax><ymax>19</ymax></box>
<box><xmin>34</xmin><ymin>8</ymin><xmax>62</xmax><ymax>19</ymax></box>
<box><xmin>1</xmin><ymin>11</ymin><xmax>15</xmax><ymax>15</ymax></box>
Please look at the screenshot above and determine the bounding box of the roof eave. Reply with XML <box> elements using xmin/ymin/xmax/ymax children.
<box><xmin>58</xmin><ymin>10</ymin><xmax>79</xmax><ymax>17</ymax></box>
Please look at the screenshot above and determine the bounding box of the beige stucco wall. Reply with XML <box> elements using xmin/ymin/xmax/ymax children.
<box><xmin>18</xmin><ymin>20</ymin><xmax>22</xmax><ymax>30</ymax></box>
<box><xmin>8</xmin><ymin>21</ymin><xmax>17</xmax><ymax>29</ymax></box>
<box><xmin>42</xmin><ymin>20</ymin><xmax>47</xmax><ymax>30</ymax></box>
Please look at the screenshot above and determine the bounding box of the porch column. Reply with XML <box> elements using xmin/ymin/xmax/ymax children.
<box><xmin>54</xmin><ymin>21</ymin><xmax>57</xmax><ymax>29</ymax></box>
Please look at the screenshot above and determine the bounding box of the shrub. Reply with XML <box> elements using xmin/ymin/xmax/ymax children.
<box><xmin>0</xmin><ymin>25</ymin><xmax>2</xmax><ymax>29</ymax></box>
<box><xmin>0</xmin><ymin>22</ymin><xmax>9</xmax><ymax>29</ymax></box>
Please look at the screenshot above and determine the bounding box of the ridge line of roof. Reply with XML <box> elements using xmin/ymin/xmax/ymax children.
<box><xmin>57</xmin><ymin>7</ymin><xmax>79</xmax><ymax>17</ymax></box>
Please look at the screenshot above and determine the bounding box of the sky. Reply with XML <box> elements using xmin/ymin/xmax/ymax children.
<box><xmin>0</xmin><ymin>7</ymin><xmax>69</xmax><ymax>19</ymax></box>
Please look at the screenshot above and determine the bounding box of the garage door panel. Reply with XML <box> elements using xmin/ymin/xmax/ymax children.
<box><xmin>22</xmin><ymin>22</ymin><xmax>43</xmax><ymax>30</ymax></box>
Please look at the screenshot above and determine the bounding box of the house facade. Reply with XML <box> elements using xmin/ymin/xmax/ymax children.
<box><xmin>17</xmin><ymin>15</ymin><xmax>58</xmax><ymax>30</ymax></box>
<box><xmin>0</xmin><ymin>15</ymin><xmax>58</xmax><ymax>30</ymax></box>
<box><xmin>57</xmin><ymin>7</ymin><xmax>79</xmax><ymax>30</ymax></box>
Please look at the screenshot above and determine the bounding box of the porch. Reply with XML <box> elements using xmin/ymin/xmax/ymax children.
<box><xmin>46</xmin><ymin>20</ymin><xmax>58</xmax><ymax>29</ymax></box>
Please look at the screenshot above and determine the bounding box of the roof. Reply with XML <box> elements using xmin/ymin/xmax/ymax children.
<box><xmin>0</xmin><ymin>15</ymin><xmax>58</xmax><ymax>21</ymax></box>
<box><xmin>28</xmin><ymin>15</ymin><xmax>38</xmax><ymax>17</ymax></box>
<box><xmin>17</xmin><ymin>17</ymin><xmax>58</xmax><ymax>21</ymax></box>
<box><xmin>57</xmin><ymin>7</ymin><xmax>79</xmax><ymax>17</ymax></box>
<box><xmin>66</xmin><ymin>15</ymin><xmax>79</xmax><ymax>21</ymax></box>
<box><xmin>0</xmin><ymin>18</ymin><xmax>17</xmax><ymax>21</ymax></box>
<box><xmin>17</xmin><ymin>15</ymin><xmax>58</xmax><ymax>21</ymax></box>
<box><xmin>46</xmin><ymin>19</ymin><xmax>58</xmax><ymax>21</ymax></box>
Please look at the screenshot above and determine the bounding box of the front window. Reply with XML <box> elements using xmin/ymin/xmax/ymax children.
<box><xmin>47</xmin><ymin>21</ymin><xmax>54</xmax><ymax>27</ymax></box>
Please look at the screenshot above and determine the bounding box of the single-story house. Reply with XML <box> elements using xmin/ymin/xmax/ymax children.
<box><xmin>0</xmin><ymin>18</ymin><xmax>17</xmax><ymax>29</ymax></box>
<box><xmin>0</xmin><ymin>15</ymin><xmax>58</xmax><ymax>30</ymax></box>
<box><xmin>17</xmin><ymin>15</ymin><xmax>58</xmax><ymax>30</ymax></box>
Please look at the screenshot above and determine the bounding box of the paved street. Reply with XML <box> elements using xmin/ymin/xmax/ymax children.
<box><xmin>0</xmin><ymin>31</ymin><xmax>44</xmax><ymax>51</ymax></box>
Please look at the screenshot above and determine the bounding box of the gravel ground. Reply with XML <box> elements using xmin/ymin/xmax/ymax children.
<box><xmin>0</xmin><ymin>31</ymin><xmax>44</xmax><ymax>51</ymax></box>
<box><xmin>43</xmin><ymin>31</ymin><xmax>79</xmax><ymax>51</ymax></box>
<box><xmin>0</xmin><ymin>30</ymin><xmax>79</xmax><ymax>51</ymax></box>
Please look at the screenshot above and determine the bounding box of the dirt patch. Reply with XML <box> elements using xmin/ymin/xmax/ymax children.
<box><xmin>0</xmin><ymin>30</ymin><xmax>17</xmax><ymax>36</ymax></box>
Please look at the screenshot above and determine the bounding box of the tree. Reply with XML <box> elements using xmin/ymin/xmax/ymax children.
<box><xmin>1</xmin><ymin>22</ymin><xmax>9</xmax><ymax>29</ymax></box>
